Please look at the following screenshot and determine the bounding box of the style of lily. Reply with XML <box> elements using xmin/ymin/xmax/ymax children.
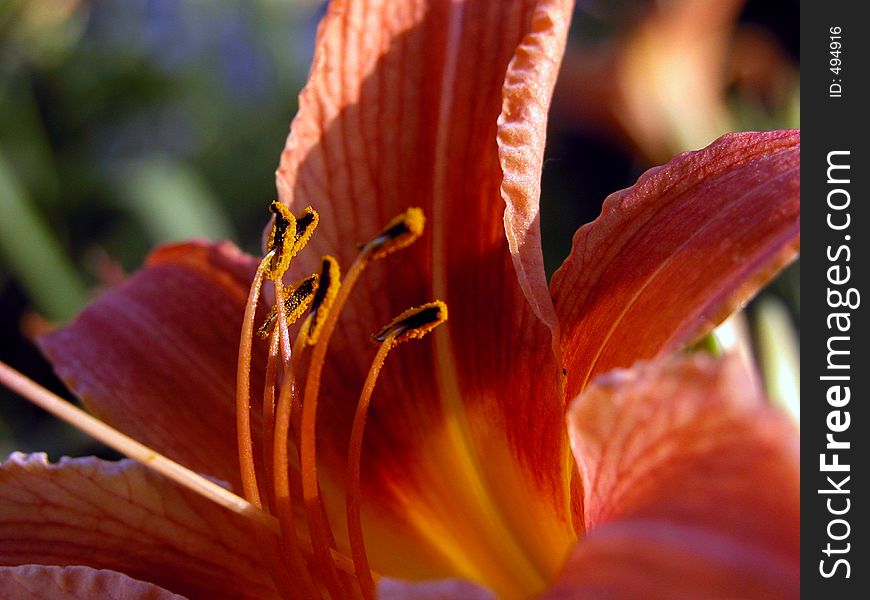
<box><xmin>0</xmin><ymin>1</ymin><xmax>799</xmax><ymax>599</ymax></box>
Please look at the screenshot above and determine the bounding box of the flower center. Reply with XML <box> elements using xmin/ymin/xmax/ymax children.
<box><xmin>0</xmin><ymin>203</ymin><xmax>445</xmax><ymax>600</ymax></box>
<box><xmin>235</xmin><ymin>203</ymin><xmax>445</xmax><ymax>600</ymax></box>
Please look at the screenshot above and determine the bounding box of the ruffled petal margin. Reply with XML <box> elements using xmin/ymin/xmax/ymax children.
<box><xmin>551</xmin><ymin>129</ymin><xmax>800</xmax><ymax>400</ymax></box>
<box><xmin>498</xmin><ymin>0</ymin><xmax>572</xmax><ymax>332</ymax></box>
<box><xmin>0</xmin><ymin>565</ymin><xmax>186</xmax><ymax>600</ymax></box>
<box><xmin>0</xmin><ymin>453</ymin><xmax>277</xmax><ymax>599</ymax></box>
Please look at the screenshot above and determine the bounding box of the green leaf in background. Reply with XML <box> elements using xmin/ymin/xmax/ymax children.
<box><xmin>115</xmin><ymin>158</ymin><xmax>235</xmax><ymax>244</ymax></box>
<box><xmin>0</xmin><ymin>147</ymin><xmax>89</xmax><ymax>321</ymax></box>
<box><xmin>754</xmin><ymin>297</ymin><xmax>800</xmax><ymax>424</ymax></box>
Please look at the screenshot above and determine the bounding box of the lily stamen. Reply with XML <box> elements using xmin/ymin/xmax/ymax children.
<box><xmin>301</xmin><ymin>256</ymin><xmax>341</xmax><ymax>346</ymax></box>
<box><xmin>265</xmin><ymin>202</ymin><xmax>296</xmax><ymax>281</ymax></box>
<box><xmin>360</xmin><ymin>207</ymin><xmax>425</xmax><ymax>260</ymax></box>
<box><xmin>236</xmin><ymin>249</ymin><xmax>276</xmax><ymax>510</ymax></box>
<box><xmin>272</xmin><ymin>257</ymin><xmax>341</xmax><ymax>551</ymax></box>
<box><xmin>270</xmin><ymin>285</ymin><xmax>322</xmax><ymax>600</ymax></box>
<box><xmin>6</xmin><ymin>202</ymin><xmax>441</xmax><ymax>600</ymax></box>
<box><xmin>347</xmin><ymin>301</ymin><xmax>448</xmax><ymax>600</ymax></box>
<box><xmin>261</xmin><ymin>275</ymin><xmax>317</xmax><ymax>504</ymax></box>
<box><xmin>237</xmin><ymin>201</ymin><xmax>318</xmax><ymax>508</ymax></box>
<box><xmin>242</xmin><ymin>202</ymin><xmax>335</xmax><ymax>598</ymax></box>
<box><xmin>261</xmin><ymin>322</ymin><xmax>283</xmax><ymax>508</ymax></box>
<box><xmin>371</xmin><ymin>301</ymin><xmax>448</xmax><ymax>344</ymax></box>
<box><xmin>0</xmin><ymin>359</ymin><xmax>305</xmax><ymax>600</ymax></box>
<box><xmin>257</xmin><ymin>273</ymin><xmax>319</xmax><ymax>340</ymax></box>
<box><xmin>298</xmin><ymin>208</ymin><xmax>426</xmax><ymax>599</ymax></box>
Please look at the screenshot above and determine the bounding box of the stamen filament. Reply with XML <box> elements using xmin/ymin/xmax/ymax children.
<box><xmin>272</xmin><ymin>331</ymin><xmax>306</xmax><ymax>547</ymax></box>
<box><xmin>270</xmin><ymin>291</ymin><xmax>322</xmax><ymax>599</ymax></box>
<box><xmin>345</xmin><ymin>336</ymin><xmax>394</xmax><ymax>600</ymax></box>
<box><xmin>298</xmin><ymin>211</ymin><xmax>426</xmax><ymax>598</ymax></box>
<box><xmin>261</xmin><ymin>325</ymin><xmax>281</xmax><ymax>508</ymax></box>
<box><xmin>0</xmin><ymin>359</ymin><xmax>279</xmax><ymax>533</ymax></box>
<box><xmin>235</xmin><ymin>251</ymin><xmax>274</xmax><ymax>509</ymax></box>
<box><xmin>1</xmin><ymin>359</ymin><xmax>313</xmax><ymax>600</ymax></box>
<box><xmin>266</xmin><ymin>277</ymin><xmax>296</xmax><ymax>505</ymax></box>
<box><xmin>299</xmin><ymin>251</ymin><xmax>371</xmax><ymax>599</ymax></box>
<box><xmin>7</xmin><ymin>359</ymin><xmax>316</xmax><ymax>600</ymax></box>
<box><xmin>347</xmin><ymin>301</ymin><xmax>447</xmax><ymax>599</ymax></box>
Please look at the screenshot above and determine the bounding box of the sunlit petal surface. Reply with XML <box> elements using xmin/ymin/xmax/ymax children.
<box><xmin>551</xmin><ymin>130</ymin><xmax>800</xmax><ymax>400</ymax></box>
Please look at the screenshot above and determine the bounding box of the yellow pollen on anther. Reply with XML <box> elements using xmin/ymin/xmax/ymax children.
<box><xmin>265</xmin><ymin>202</ymin><xmax>319</xmax><ymax>281</ymax></box>
<box><xmin>302</xmin><ymin>255</ymin><xmax>341</xmax><ymax>346</ymax></box>
<box><xmin>257</xmin><ymin>273</ymin><xmax>319</xmax><ymax>339</ymax></box>
<box><xmin>265</xmin><ymin>202</ymin><xmax>296</xmax><ymax>281</ymax></box>
<box><xmin>372</xmin><ymin>300</ymin><xmax>448</xmax><ymax>346</ymax></box>
<box><xmin>291</xmin><ymin>206</ymin><xmax>319</xmax><ymax>256</ymax></box>
<box><xmin>362</xmin><ymin>206</ymin><xmax>425</xmax><ymax>260</ymax></box>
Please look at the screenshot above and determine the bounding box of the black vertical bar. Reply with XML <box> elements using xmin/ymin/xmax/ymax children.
<box><xmin>802</xmin><ymin>1</ymin><xmax>869</xmax><ymax>596</ymax></box>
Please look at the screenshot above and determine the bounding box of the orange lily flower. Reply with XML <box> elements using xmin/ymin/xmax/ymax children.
<box><xmin>0</xmin><ymin>1</ymin><xmax>799</xmax><ymax>599</ymax></box>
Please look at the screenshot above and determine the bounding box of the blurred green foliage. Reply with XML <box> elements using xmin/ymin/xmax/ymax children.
<box><xmin>1</xmin><ymin>1</ymin><xmax>319</xmax><ymax>298</ymax></box>
<box><xmin>0</xmin><ymin>0</ymin><xmax>322</xmax><ymax>456</ymax></box>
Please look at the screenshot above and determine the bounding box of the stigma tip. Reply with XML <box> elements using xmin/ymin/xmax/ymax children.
<box><xmin>363</xmin><ymin>207</ymin><xmax>425</xmax><ymax>260</ymax></box>
<box><xmin>372</xmin><ymin>300</ymin><xmax>447</xmax><ymax>345</ymax></box>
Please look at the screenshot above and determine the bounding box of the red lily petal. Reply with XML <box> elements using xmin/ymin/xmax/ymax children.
<box><xmin>541</xmin><ymin>520</ymin><xmax>799</xmax><ymax>599</ymax></box>
<box><xmin>38</xmin><ymin>240</ymin><xmax>266</xmax><ymax>490</ymax></box>
<box><xmin>378</xmin><ymin>577</ymin><xmax>497</xmax><ymax>600</ymax></box>
<box><xmin>276</xmin><ymin>0</ymin><xmax>574</xmax><ymax>591</ymax></box>
<box><xmin>498</xmin><ymin>0</ymin><xmax>570</xmax><ymax>333</ymax></box>
<box><xmin>564</xmin><ymin>354</ymin><xmax>798</xmax><ymax>594</ymax></box>
<box><xmin>551</xmin><ymin>129</ymin><xmax>800</xmax><ymax>399</ymax></box>
<box><xmin>0</xmin><ymin>453</ymin><xmax>277</xmax><ymax>599</ymax></box>
<box><xmin>0</xmin><ymin>565</ymin><xmax>186</xmax><ymax>600</ymax></box>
